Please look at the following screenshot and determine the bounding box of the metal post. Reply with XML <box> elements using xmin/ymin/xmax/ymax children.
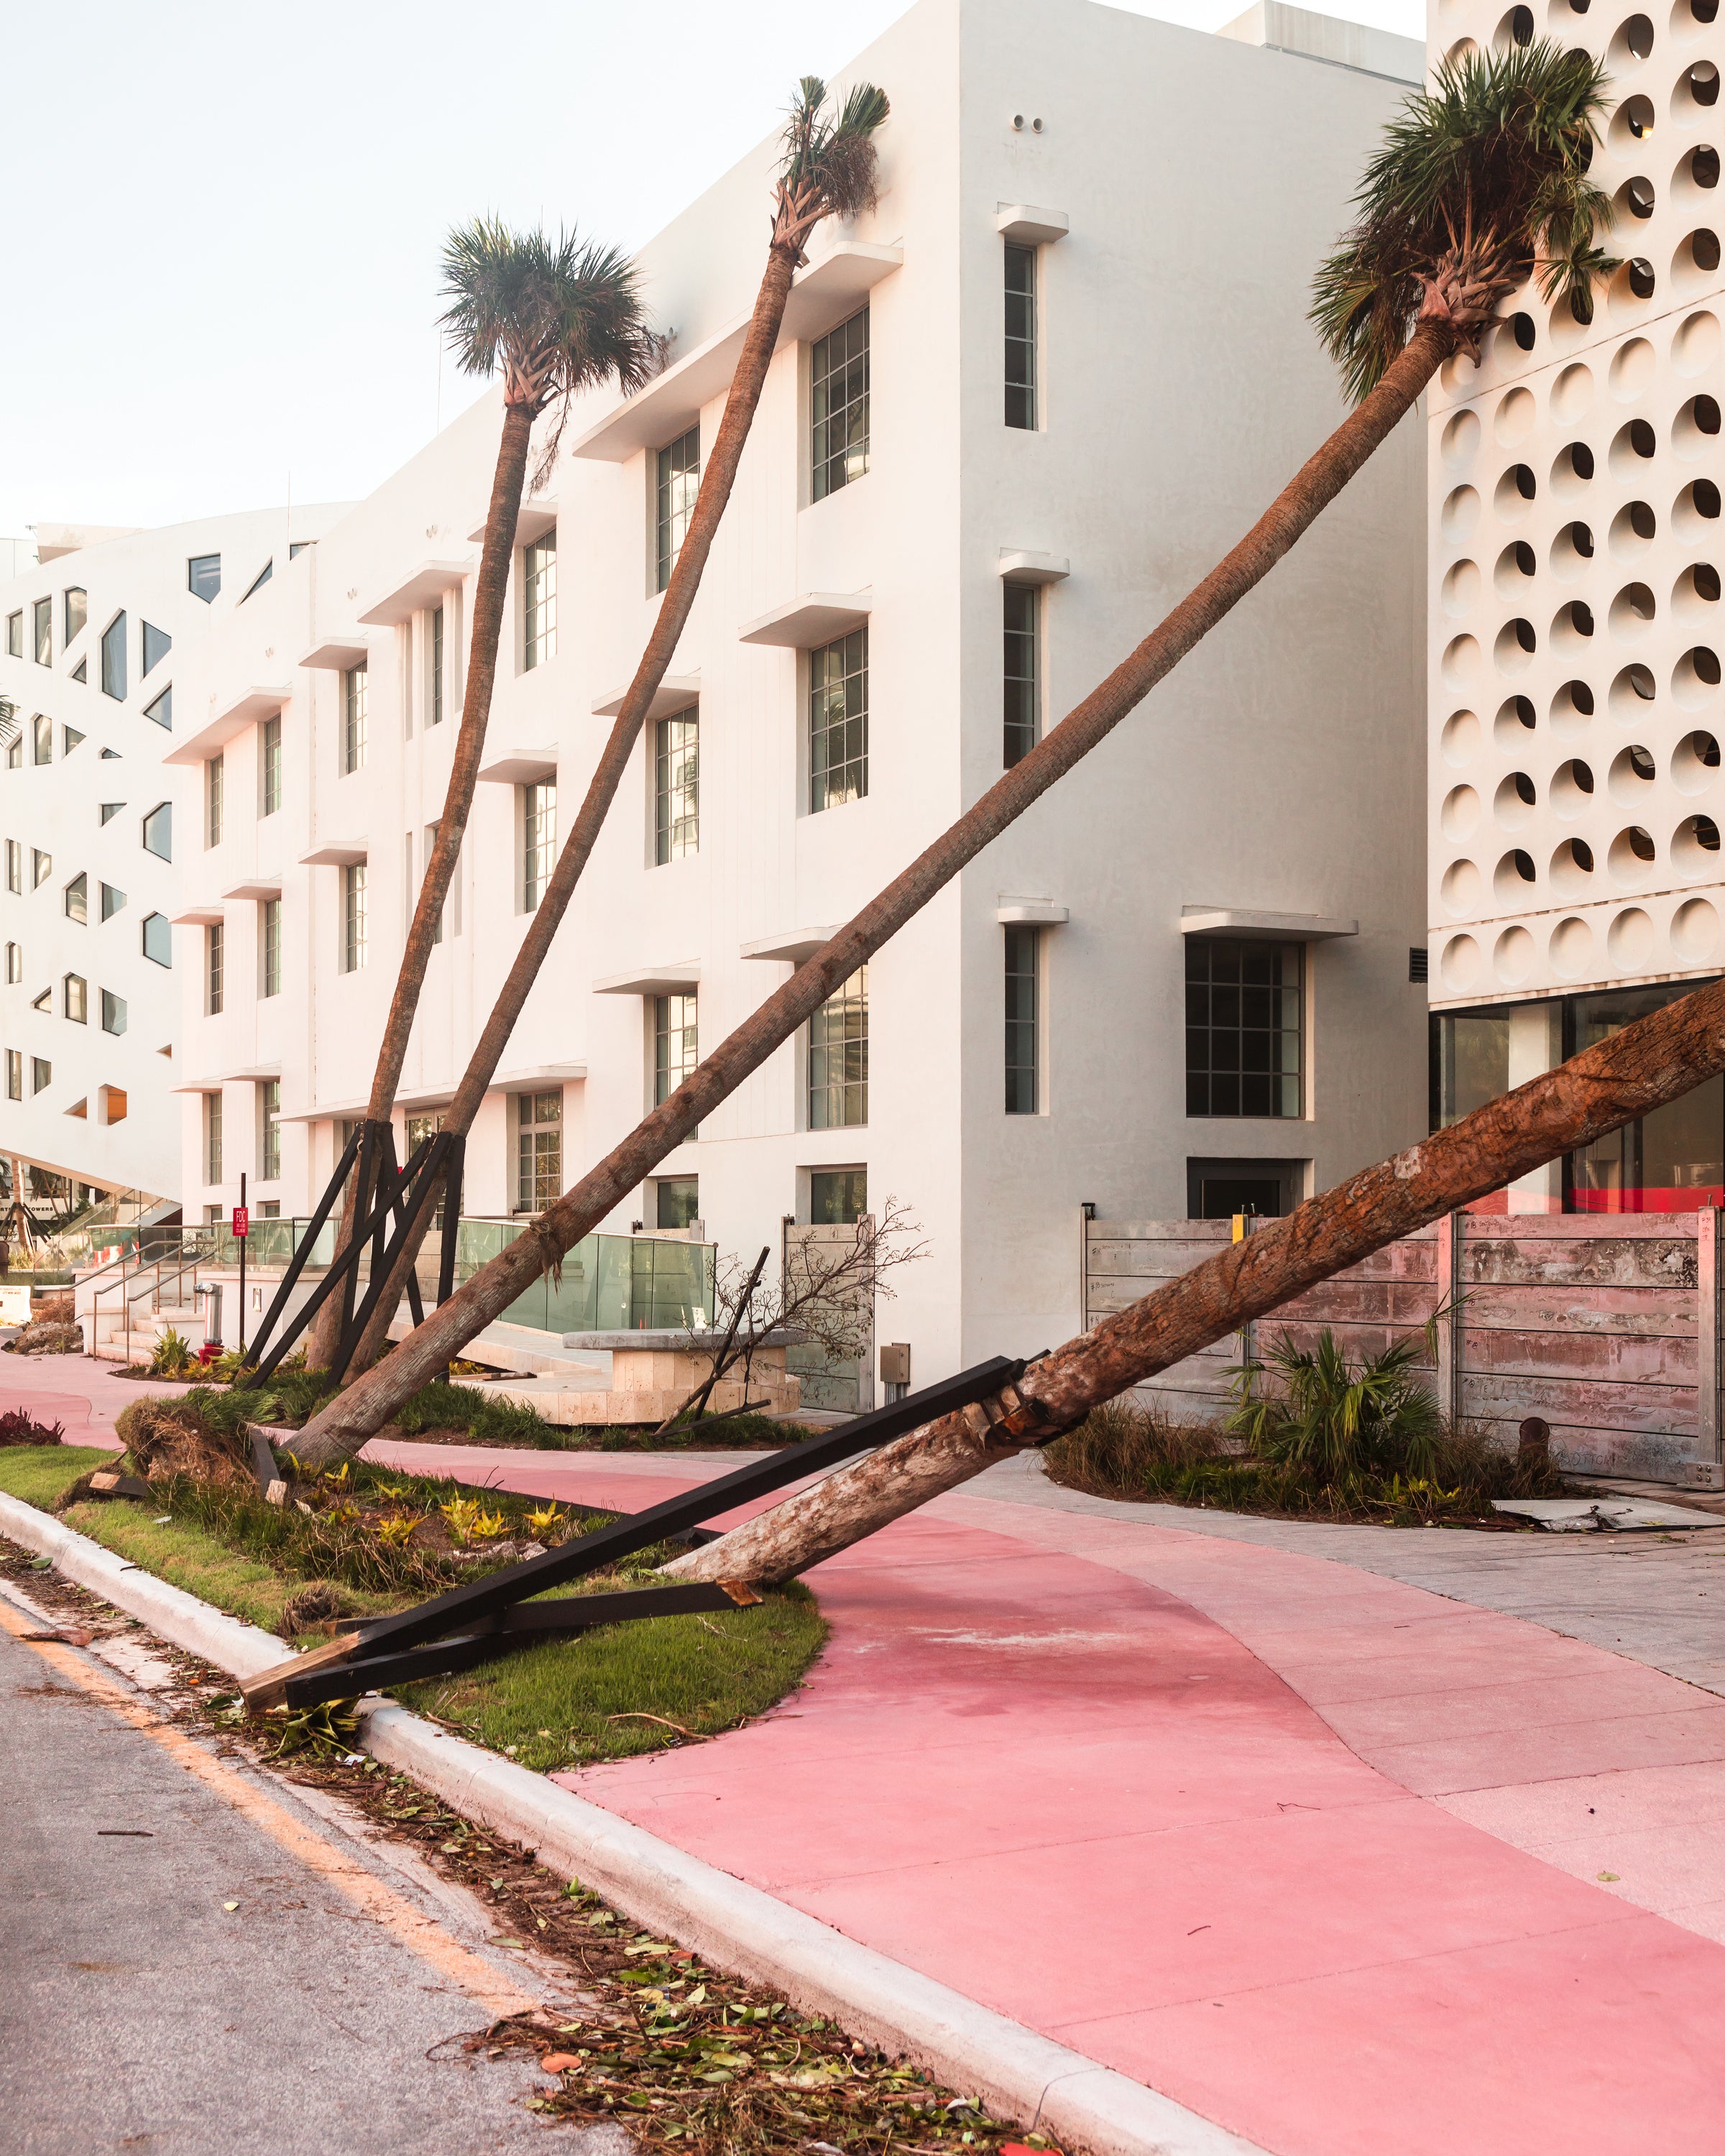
<box><xmin>1698</xmin><ymin>1205</ymin><xmax>1722</xmax><ymax>1486</ymax></box>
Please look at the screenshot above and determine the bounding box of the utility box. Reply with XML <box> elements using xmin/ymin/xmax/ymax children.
<box><xmin>879</xmin><ymin>1342</ymin><xmax>911</xmax><ymax>1387</ymax></box>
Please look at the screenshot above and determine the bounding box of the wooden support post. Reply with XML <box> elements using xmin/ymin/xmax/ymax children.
<box><xmin>1696</xmin><ymin>1206</ymin><xmax>1722</xmax><ymax>1489</ymax></box>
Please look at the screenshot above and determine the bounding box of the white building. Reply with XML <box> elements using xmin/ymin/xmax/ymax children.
<box><xmin>1428</xmin><ymin>0</ymin><xmax>1725</xmax><ymax>1212</ymax></box>
<box><xmin>50</xmin><ymin>0</ymin><xmax>1429</xmax><ymax>1383</ymax></box>
<box><xmin>0</xmin><ymin>510</ymin><xmax>344</xmax><ymax>1213</ymax></box>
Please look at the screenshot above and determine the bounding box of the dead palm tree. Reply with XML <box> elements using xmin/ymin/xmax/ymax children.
<box><xmin>333</xmin><ymin>79</ymin><xmax>889</xmax><ymax>1380</ymax></box>
<box><xmin>307</xmin><ymin>220</ymin><xmax>661</xmax><ymax>1367</ymax></box>
<box><xmin>295</xmin><ymin>43</ymin><xmax>1612</xmax><ymax>1460</ymax></box>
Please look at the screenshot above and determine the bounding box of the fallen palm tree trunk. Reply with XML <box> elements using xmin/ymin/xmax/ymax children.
<box><xmin>664</xmin><ymin>977</ymin><xmax>1725</xmax><ymax>1587</ymax></box>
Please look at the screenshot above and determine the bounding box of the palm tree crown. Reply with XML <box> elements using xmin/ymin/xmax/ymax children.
<box><xmin>771</xmin><ymin>76</ymin><xmax>892</xmax><ymax>261</ymax></box>
<box><xmin>1312</xmin><ymin>41</ymin><xmax>1614</xmax><ymax>402</ymax></box>
<box><xmin>439</xmin><ymin>218</ymin><xmax>665</xmax><ymax>414</ymax></box>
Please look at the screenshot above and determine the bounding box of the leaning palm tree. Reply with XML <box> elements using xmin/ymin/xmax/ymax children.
<box><xmin>306</xmin><ymin>221</ymin><xmax>662</xmax><ymax>1368</ymax></box>
<box><xmin>295</xmin><ymin>43</ymin><xmax>1613</xmax><ymax>1459</ymax></box>
<box><xmin>334</xmin><ymin>79</ymin><xmax>890</xmax><ymax>1380</ymax></box>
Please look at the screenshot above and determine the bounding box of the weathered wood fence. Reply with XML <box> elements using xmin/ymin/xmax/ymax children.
<box><xmin>1082</xmin><ymin>1210</ymin><xmax>1724</xmax><ymax>1489</ymax></box>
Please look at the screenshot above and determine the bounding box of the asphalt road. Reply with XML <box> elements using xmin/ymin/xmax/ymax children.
<box><xmin>0</xmin><ymin>1608</ymin><xmax>579</xmax><ymax>2155</ymax></box>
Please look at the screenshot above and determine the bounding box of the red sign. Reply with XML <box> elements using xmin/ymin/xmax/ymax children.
<box><xmin>231</xmin><ymin>1207</ymin><xmax>249</xmax><ymax>1239</ymax></box>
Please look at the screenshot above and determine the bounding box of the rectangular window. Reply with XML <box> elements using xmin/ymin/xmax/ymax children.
<box><xmin>810</xmin><ymin>1167</ymin><xmax>868</xmax><ymax>1224</ymax></box>
<box><xmin>808</xmin><ymin>967</ymin><xmax>868</xmax><ymax>1128</ymax></box>
<box><xmin>1005</xmin><ymin>243</ymin><xmax>1036</xmax><ymax>428</ymax></box>
<box><xmin>64</xmin><ymin>587</ymin><xmax>86</xmax><ymax>644</ymax></box>
<box><xmin>423</xmin><ymin>823</ymin><xmax>443</xmax><ymax>945</ymax></box>
<box><xmin>206</xmin><ymin>752</ymin><xmax>224</xmax><ymax>848</ymax></box>
<box><xmin>64</xmin><ymin>872</ymin><xmax>87</xmax><ymax>924</ymax></box>
<box><xmin>5</xmin><ymin>612</ymin><xmax>19</xmax><ymax>658</ymax></box>
<box><xmin>654</xmin><ymin>709</ymin><xmax>699</xmax><ymax>863</ymax></box>
<box><xmin>523</xmin><ymin>528</ymin><xmax>558</xmax><ymax>670</ymax></box>
<box><xmin>261</xmin><ymin>898</ymin><xmax>281</xmax><ymax>998</ymax></box>
<box><xmin>809</xmin><ymin>628</ymin><xmax>868</xmax><ymax>812</ymax></box>
<box><xmin>100</xmin><ymin>881</ymin><xmax>125</xmax><ymax>920</ymax></box>
<box><xmin>32</xmin><ymin>713</ymin><xmax>51</xmax><ymax>765</ymax></box>
<box><xmin>101</xmin><ymin>988</ymin><xmax>126</xmax><ymax>1035</ymax></box>
<box><xmin>1005</xmin><ymin>926</ymin><xmax>1040</xmax><ymax>1113</ymax></box>
<box><xmin>1185</xmin><ymin>937</ymin><xmax>1303</xmax><ymax>1118</ymax></box>
<box><xmin>259</xmin><ymin>1079</ymin><xmax>282</xmax><ymax>1181</ymax></box>
<box><xmin>341</xmin><ymin>862</ymin><xmax>367</xmax><ymax>972</ymax></box>
<box><xmin>206</xmin><ymin>921</ymin><xmax>224</xmax><ymax>1015</ymax></box>
<box><xmin>32</xmin><ymin>596</ymin><xmax>50</xmax><ymax>665</ymax></box>
<box><xmin>811</xmin><ymin>305</ymin><xmax>870</xmax><ymax>500</ymax></box>
<box><xmin>260</xmin><ymin>714</ymin><xmax>282</xmax><ymax>815</ymax></box>
<box><xmin>656</xmin><ymin>1176</ymin><xmax>699</xmax><ymax>1230</ymax></box>
<box><xmin>32</xmin><ymin>1055</ymin><xmax>49</xmax><ymax>1096</ymax></box>
<box><xmin>653</xmin><ymin>993</ymin><xmax>699</xmax><ymax>1106</ymax></box>
<box><xmin>341</xmin><ymin>664</ymin><xmax>368</xmax><ymax>773</ymax></box>
<box><xmin>515</xmin><ymin>1090</ymin><xmax>562</xmax><ymax>1212</ymax></box>
<box><xmin>205</xmin><ymin>1093</ymin><xmax>224</xmax><ymax>1184</ymax></box>
<box><xmin>655</xmin><ymin>427</ymin><xmax>699</xmax><ymax>591</ymax></box>
<box><xmin>1003</xmin><ymin>582</ymin><xmax>1039</xmax><ymax>768</ymax></box>
<box><xmin>430</xmin><ymin>604</ymin><xmax>444</xmax><ymax>726</ymax></box>
<box><xmin>4</xmin><ymin>942</ymin><xmax>18</xmax><ymax>982</ymax></box>
<box><xmin>63</xmin><ymin>973</ymin><xmax>87</xmax><ymax>1024</ymax></box>
<box><xmin>5</xmin><ymin>1049</ymin><xmax>19</xmax><ymax>1100</ymax></box>
<box><xmin>5</xmin><ymin>841</ymin><xmax>19</xmax><ymax>893</ymax></box>
<box><xmin>100</xmin><ymin>612</ymin><xmax>126</xmax><ymax>700</ymax></box>
<box><xmin>522</xmin><ymin>781</ymin><xmax>556</xmax><ymax>911</ymax></box>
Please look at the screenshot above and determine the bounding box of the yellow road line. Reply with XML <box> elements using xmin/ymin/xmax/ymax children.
<box><xmin>0</xmin><ymin>1596</ymin><xmax>538</xmax><ymax>2020</ymax></box>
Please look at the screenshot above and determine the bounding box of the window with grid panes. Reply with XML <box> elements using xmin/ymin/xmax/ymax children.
<box><xmin>32</xmin><ymin>597</ymin><xmax>50</xmax><ymax>665</ymax></box>
<box><xmin>206</xmin><ymin>752</ymin><xmax>224</xmax><ymax>847</ymax></box>
<box><xmin>1005</xmin><ymin>927</ymin><xmax>1039</xmax><ymax>1112</ymax></box>
<box><xmin>809</xmin><ymin>628</ymin><xmax>868</xmax><ymax>811</ymax></box>
<box><xmin>515</xmin><ymin>1092</ymin><xmax>561</xmax><ymax>1212</ymax></box>
<box><xmin>810</xmin><ymin>306</ymin><xmax>870</xmax><ymax>500</ymax></box>
<box><xmin>261</xmin><ymin>898</ymin><xmax>281</xmax><ymax>998</ymax></box>
<box><xmin>808</xmin><ymin>967</ymin><xmax>868</xmax><ymax>1128</ymax></box>
<box><xmin>430</xmin><ymin>604</ymin><xmax>444</xmax><ymax>725</ymax></box>
<box><xmin>522</xmin><ymin>782</ymin><xmax>556</xmax><ymax>911</ymax></box>
<box><xmin>259</xmin><ymin>1079</ymin><xmax>281</xmax><ymax>1180</ymax></box>
<box><xmin>206</xmin><ymin>921</ymin><xmax>224</xmax><ymax>1015</ymax></box>
<box><xmin>1003</xmin><ymin>582</ymin><xmax>1038</xmax><ymax>767</ymax></box>
<box><xmin>342</xmin><ymin>663</ymin><xmax>368</xmax><ymax>773</ymax></box>
<box><xmin>653</xmin><ymin>994</ymin><xmax>698</xmax><ymax>1107</ymax></box>
<box><xmin>656</xmin><ymin>427</ymin><xmax>699</xmax><ymax>591</ymax></box>
<box><xmin>342</xmin><ymin>862</ymin><xmax>367</xmax><ymax>972</ymax></box>
<box><xmin>1005</xmin><ymin>244</ymin><xmax>1036</xmax><ymax>428</ymax></box>
<box><xmin>260</xmin><ymin>714</ymin><xmax>281</xmax><ymax>814</ymax></box>
<box><xmin>205</xmin><ymin>1093</ymin><xmax>223</xmax><ymax>1184</ymax></box>
<box><xmin>654</xmin><ymin>709</ymin><xmax>699</xmax><ymax>863</ymax></box>
<box><xmin>1184</xmin><ymin>938</ymin><xmax>1302</xmax><ymax>1118</ymax></box>
<box><xmin>523</xmin><ymin>529</ymin><xmax>557</xmax><ymax>669</ymax></box>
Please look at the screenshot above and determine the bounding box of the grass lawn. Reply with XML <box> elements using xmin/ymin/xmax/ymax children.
<box><xmin>0</xmin><ymin>1442</ymin><xmax>826</xmax><ymax>1768</ymax></box>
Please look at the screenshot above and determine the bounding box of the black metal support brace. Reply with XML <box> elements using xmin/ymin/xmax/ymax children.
<box><xmin>326</xmin><ymin>1133</ymin><xmax>452</xmax><ymax>1386</ymax></box>
<box><xmin>244</xmin><ymin>1128</ymin><xmax>362</xmax><ymax>1370</ymax></box>
<box><xmin>339</xmin><ymin>1121</ymin><xmax>380</xmax><ymax>1344</ymax></box>
<box><xmin>436</xmin><ymin>1137</ymin><xmax>464</xmax><ymax>1309</ymax></box>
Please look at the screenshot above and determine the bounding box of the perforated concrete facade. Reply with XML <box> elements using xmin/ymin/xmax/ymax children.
<box><xmin>1429</xmin><ymin>0</ymin><xmax>1725</xmax><ymax>1009</ymax></box>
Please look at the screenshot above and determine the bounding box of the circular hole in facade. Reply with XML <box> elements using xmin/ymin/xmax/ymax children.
<box><xmin>1611</xmin><ymin>661</ymin><xmax>1659</xmax><ymax>715</ymax></box>
<box><xmin>1688</xmin><ymin>144</ymin><xmax>1722</xmax><ymax>192</ymax></box>
<box><xmin>1675</xmin><ymin>561</ymin><xmax>1722</xmax><ymax>622</ymax></box>
<box><xmin>1443</xmin><ymin>632</ymin><xmax>1482</xmax><ymax>688</ymax></box>
<box><xmin>1442</xmin><ymin>409</ymin><xmax>1481</xmax><ymax>468</ymax></box>
<box><xmin>1673</xmin><ymin>308</ymin><xmax>1720</xmax><ymax>372</ymax></box>
<box><xmin>1609</xmin><ymin>907</ymin><xmax>1657</xmax><ymax>970</ymax></box>
<box><xmin>1675</xmin><ymin>811</ymin><xmax>1724</xmax><ymax>867</ymax></box>
<box><xmin>1499</xmin><ymin>461</ymin><xmax>1540</xmax><ymax>517</ymax></box>
<box><xmin>1440</xmin><ymin>934</ymin><xmax>1484</xmax><ymax>995</ymax></box>
<box><xmin>1675</xmin><ymin>644</ymin><xmax>1723</xmax><ymax>704</ymax></box>
<box><xmin>1675</xmin><ymin>391</ymin><xmax>1722</xmax><ymax>456</ymax></box>
<box><xmin>1676</xmin><ymin>477</ymin><xmax>1722</xmax><ymax>534</ymax></box>
<box><xmin>1494</xmin><ymin>385</ymin><xmax>1535</xmax><ymax>443</ymax></box>
<box><xmin>1551</xmin><ymin>837</ymin><xmax>1597</xmax><ymax>893</ymax></box>
<box><xmin>1494</xmin><ymin>541</ymin><xmax>1537</xmax><ymax>598</ymax></box>
<box><xmin>1614</xmin><ymin>93</ymin><xmax>1657</xmax><ymax>148</ymax></box>
<box><xmin>1494</xmin><ymin>925</ymin><xmax>1537</xmax><ymax>985</ymax></box>
<box><xmin>1549</xmin><ymin>287</ymin><xmax>1596</xmax><ymax>341</ymax></box>
<box><xmin>1442</xmin><ymin>858</ymin><xmax>1484</xmax><ymax>915</ymax></box>
<box><xmin>1675</xmin><ymin>229</ymin><xmax>1724</xmax><ymax>288</ymax></box>
<box><xmin>1613</xmin><ymin>9</ymin><xmax>1656</xmax><ymax>59</ymax></box>
<box><xmin>1496</xmin><ymin>770</ymin><xmax>1538</xmax><ymax>826</ymax></box>
<box><xmin>1443</xmin><ymin>709</ymin><xmax>1483</xmax><ymax>765</ymax></box>
<box><xmin>1610</xmin><ymin>742</ymin><xmax>1659</xmax><ymax>798</ymax></box>
<box><xmin>1496</xmin><ymin>692</ymin><xmax>1539</xmax><ymax>746</ymax></box>
<box><xmin>1611</xmin><ymin>580</ymin><xmax>1658</xmax><ymax>636</ymax></box>
<box><xmin>1611</xmin><ymin>417</ymin><xmax>1659</xmax><ymax>474</ymax></box>
<box><xmin>1550</xmin><ymin>680</ymin><xmax>1595</xmax><ymax>738</ymax></box>
<box><xmin>1552</xmin><ymin>599</ymin><xmax>1594</xmax><ymax>649</ymax></box>
<box><xmin>1551</xmin><ymin>758</ymin><xmax>1595</xmax><ymax>814</ymax></box>
<box><xmin>1609</xmin><ymin>825</ymin><xmax>1658</xmax><ymax>884</ymax></box>
<box><xmin>1497</xmin><ymin>312</ymin><xmax>1537</xmax><ymax>360</ymax></box>
<box><xmin>1611</xmin><ymin>499</ymin><xmax>1658</xmax><ymax>559</ymax></box>
<box><xmin>1550</xmin><ymin>913</ymin><xmax>1596</xmax><ymax>976</ymax></box>
<box><xmin>1676</xmin><ymin>0</ymin><xmax>1720</xmax><ymax>40</ymax></box>
<box><xmin>1552</xmin><ymin>361</ymin><xmax>1594</xmax><ymax>421</ymax></box>
<box><xmin>1494</xmin><ymin>849</ymin><xmax>1540</xmax><ymax>900</ymax></box>
<box><xmin>1673</xmin><ymin>894</ymin><xmax>1721</xmax><ymax>963</ymax></box>
<box><xmin>1550</xmin><ymin>520</ymin><xmax>1596</xmax><ymax>579</ymax></box>
<box><xmin>1441</xmin><ymin>484</ymin><xmax>1481</xmax><ymax>541</ymax></box>
<box><xmin>1617</xmin><ymin>175</ymin><xmax>1657</xmax><ymax>220</ymax></box>
<box><xmin>1673</xmin><ymin>727</ymin><xmax>1721</xmax><ymax>788</ymax></box>
<box><xmin>1444</xmin><ymin>558</ymin><xmax>1482</xmax><ymax>614</ymax></box>
<box><xmin>1611</xmin><ymin>258</ymin><xmax>1659</xmax><ymax>311</ymax></box>
<box><xmin>1550</xmin><ymin>443</ymin><xmax>1592</xmax><ymax>496</ymax></box>
<box><xmin>1445</xmin><ymin>35</ymin><xmax>1481</xmax><ymax>65</ymax></box>
<box><xmin>1611</xmin><ymin>337</ymin><xmax>1657</xmax><ymax>401</ymax></box>
<box><xmin>1442</xmin><ymin>783</ymin><xmax>1483</xmax><ymax>839</ymax></box>
<box><xmin>1499</xmin><ymin>617</ymin><xmax>1540</xmax><ymax>671</ymax></box>
<box><xmin>1678</xmin><ymin>60</ymin><xmax>1721</xmax><ymax>116</ymax></box>
<box><xmin>1498</xmin><ymin>1</ymin><xmax>1537</xmax><ymax>40</ymax></box>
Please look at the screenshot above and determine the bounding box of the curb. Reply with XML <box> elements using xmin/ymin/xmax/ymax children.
<box><xmin>0</xmin><ymin>1485</ymin><xmax>1269</xmax><ymax>2156</ymax></box>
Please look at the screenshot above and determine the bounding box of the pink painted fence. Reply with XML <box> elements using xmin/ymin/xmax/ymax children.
<box><xmin>1083</xmin><ymin>1211</ymin><xmax>1723</xmax><ymax>1488</ymax></box>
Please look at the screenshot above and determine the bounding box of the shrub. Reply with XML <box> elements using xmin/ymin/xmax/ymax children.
<box><xmin>0</xmin><ymin>1406</ymin><xmax>67</xmax><ymax>1447</ymax></box>
<box><xmin>1228</xmin><ymin>1329</ymin><xmax>1445</xmax><ymax>1481</ymax></box>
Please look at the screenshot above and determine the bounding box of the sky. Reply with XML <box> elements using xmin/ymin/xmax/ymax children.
<box><xmin>1</xmin><ymin>0</ymin><xmax>1425</xmax><ymax>543</ymax></box>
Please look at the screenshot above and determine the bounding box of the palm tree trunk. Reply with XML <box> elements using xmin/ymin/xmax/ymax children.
<box><xmin>307</xmin><ymin>399</ymin><xmax>535</xmax><ymax>1367</ymax></box>
<box><xmin>665</xmin><ymin>973</ymin><xmax>1725</xmax><ymax>1585</ymax></box>
<box><xmin>294</xmin><ymin>313</ymin><xmax>1453</xmax><ymax>1457</ymax></box>
<box><xmin>334</xmin><ymin>246</ymin><xmax>802</xmax><ymax>1382</ymax></box>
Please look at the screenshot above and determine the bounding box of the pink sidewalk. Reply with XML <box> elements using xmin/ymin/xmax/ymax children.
<box><xmin>12</xmin><ymin>1356</ymin><xmax>1725</xmax><ymax>2152</ymax></box>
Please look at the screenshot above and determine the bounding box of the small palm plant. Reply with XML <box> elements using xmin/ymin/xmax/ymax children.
<box><xmin>1229</xmin><ymin>1328</ymin><xmax>1446</xmax><ymax>1482</ymax></box>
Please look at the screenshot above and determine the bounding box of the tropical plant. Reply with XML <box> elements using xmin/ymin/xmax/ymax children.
<box><xmin>296</xmin><ymin>46</ymin><xmax>1609</xmax><ymax>1461</ymax></box>
<box><xmin>1227</xmin><ymin>1327</ymin><xmax>1445</xmax><ymax>1480</ymax></box>
<box><xmin>331</xmin><ymin>76</ymin><xmax>891</xmax><ymax>1386</ymax></box>
<box><xmin>307</xmin><ymin>221</ymin><xmax>663</xmax><ymax>1368</ymax></box>
<box><xmin>148</xmin><ymin>1328</ymin><xmax>198</xmax><ymax>1379</ymax></box>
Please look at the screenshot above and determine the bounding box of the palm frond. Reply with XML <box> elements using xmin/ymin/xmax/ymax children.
<box><xmin>774</xmin><ymin>75</ymin><xmax>891</xmax><ymax>254</ymax></box>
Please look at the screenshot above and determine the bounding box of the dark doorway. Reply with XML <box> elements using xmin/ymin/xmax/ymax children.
<box><xmin>1186</xmin><ymin>1156</ymin><xmax>1306</xmax><ymax>1220</ymax></box>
